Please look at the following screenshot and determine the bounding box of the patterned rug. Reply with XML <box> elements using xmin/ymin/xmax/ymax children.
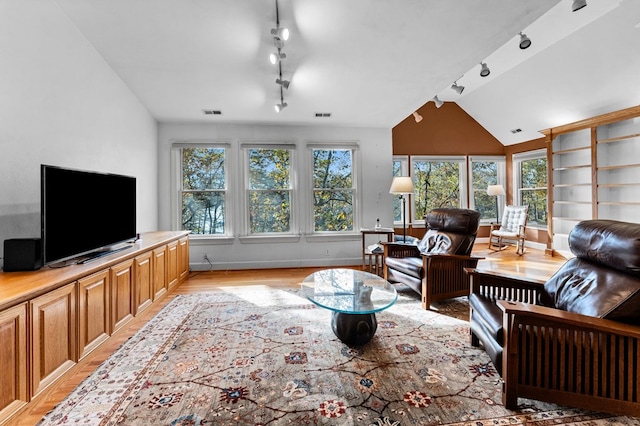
<box><xmin>39</xmin><ymin>286</ymin><xmax>638</xmax><ymax>425</ymax></box>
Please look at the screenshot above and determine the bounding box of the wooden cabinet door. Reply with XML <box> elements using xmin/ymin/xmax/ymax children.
<box><xmin>167</xmin><ymin>240</ymin><xmax>179</xmax><ymax>291</ymax></box>
<box><xmin>110</xmin><ymin>259</ymin><xmax>134</xmax><ymax>334</ymax></box>
<box><xmin>30</xmin><ymin>282</ymin><xmax>77</xmax><ymax>397</ymax></box>
<box><xmin>77</xmin><ymin>269</ymin><xmax>110</xmax><ymax>360</ymax></box>
<box><xmin>152</xmin><ymin>246</ymin><xmax>167</xmax><ymax>300</ymax></box>
<box><xmin>0</xmin><ymin>303</ymin><xmax>28</xmax><ymax>424</ymax></box>
<box><xmin>134</xmin><ymin>251</ymin><xmax>153</xmax><ymax>315</ymax></box>
<box><xmin>178</xmin><ymin>236</ymin><xmax>189</xmax><ymax>283</ymax></box>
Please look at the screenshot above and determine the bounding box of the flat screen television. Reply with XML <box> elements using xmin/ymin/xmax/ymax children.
<box><xmin>41</xmin><ymin>164</ymin><xmax>137</xmax><ymax>265</ymax></box>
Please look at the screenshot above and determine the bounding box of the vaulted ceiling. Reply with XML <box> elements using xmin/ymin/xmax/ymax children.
<box><xmin>55</xmin><ymin>0</ymin><xmax>640</xmax><ymax>145</ymax></box>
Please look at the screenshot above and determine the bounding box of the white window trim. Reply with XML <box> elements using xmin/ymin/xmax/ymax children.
<box><xmin>306</xmin><ymin>142</ymin><xmax>362</xmax><ymax>238</ymax></box>
<box><xmin>170</xmin><ymin>140</ymin><xmax>234</xmax><ymax>241</ymax></box>
<box><xmin>468</xmin><ymin>155</ymin><xmax>506</xmax><ymax>224</ymax></box>
<box><xmin>410</xmin><ymin>155</ymin><xmax>467</xmax><ymax>227</ymax></box>
<box><xmin>240</xmin><ymin>143</ymin><xmax>298</xmax><ymax>238</ymax></box>
<box><xmin>392</xmin><ymin>156</ymin><xmax>409</xmax><ymax>227</ymax></box>
<box><xmin>512</xmin><ymin>148</ymin><xmax>548</xmax><ymax>230</ymax></box>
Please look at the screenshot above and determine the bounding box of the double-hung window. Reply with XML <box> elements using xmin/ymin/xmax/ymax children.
<box><xmin>245</xmin><ymin>145</ymin><xmax>294</xmax><ymax>234</ymax></box>
<box><xmin>312</xmin><ymin>147</ymin><xmax>356</xmax><ymax>232</ymax></box>
<box><xmin>392</xmin><ymin>156</ymin><xmax>409</xmax><ymax>225</ymax></box>
<box><xmin>179</xmin><ymin>146</ymin><xmax>227</xmax><ymax>235</ymax></box>
<box><xmin>469</xmin><ymin>156</ymin><xmax>506</xmax><ymax>222</ymax></box>
<box><xmin>513</xmin><ymin>149</ymin><xmax>548</xmax><ymax>228</ymax></box>
<box><xmin>410</xmin><ymin>156</ymin><xmax>466</xmax><ymax>223</ymax></box>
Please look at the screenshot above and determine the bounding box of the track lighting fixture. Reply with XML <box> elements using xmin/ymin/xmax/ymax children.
<box><xmin>270</xmin><ymin>27</ymin><xmax>289</xmax><ymax>41</ymax></box>
<box><xmin>519</xmin><ymin>32</ymin><xmax>531</xmax><ymax>49</ymax></box>
<box><xmin>572</xmin><ymin>0</ymin><xmax>587</xmax><ymax>12</ymax></box>
<box><xmin>432</xmin><ymin>96</ymin><xmax>443</xmax><ymax>108</ymax></box>
<box><xmin>412</xmin><ymin>111</ymin><xmax>423</xmax><ymax>123</ymax></box>
<box><xmin>275</xmin><ymin>78</ymin><xmax>290</xmax><ymax>89</ymax></box>
<box><xmin>479</xmin><ymin>62</ymin><xmax>491</xmax><ymax>77</ymax></box>
<box><xmin>274</xmin><ymin>102</ymin><xmax>288</xmax><ymax>113</ymax></box>
<box><xmin>269</xmin><ymin>52</ymin><xmax>286</xmax><ymax>65</ymax></box>
<box><xmin>451</xmin><ymin>81</ymin><xmax>464</xmax><ymax>95</ymax></box>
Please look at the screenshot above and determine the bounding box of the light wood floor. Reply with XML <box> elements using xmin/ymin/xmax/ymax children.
<box><xmin>9</xmin><ymin>243</ymin><xmax>566</xmax><ymax>425</ymax></box>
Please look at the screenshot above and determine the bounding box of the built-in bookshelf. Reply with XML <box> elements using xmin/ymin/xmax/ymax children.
<box><xmin>543</xmin><ymin>105</ymin><xmax>640</xmax><ymax>256</ymax></box>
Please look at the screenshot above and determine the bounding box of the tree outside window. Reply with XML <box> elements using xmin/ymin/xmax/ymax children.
<box><xmin>470</xmin><ymin>158</ymin><xmax>504</xmax><ymax>221</ymax></box>
<box><xmin>181</xmin><ymin>147</ymin><xmax>226</xmax><ymax>234</ymax></box>
<box><xmin>412</xmin><ymin>158</ymin><xmax>463</xmax><ymax>220</ymax></box>
<box><xmin>313</xmin><ymin>149</ymin><xmax>354</xmax><ymax>232</ymax></box>
<box><xmin>519</xmin><ymin>157</ymin><xmax>547</xmax><ymax>226</ymax></box>
<box><xmin>248</xmin><ymin>148</ymin><xmax>291</xmax><ymax>233</ymax></box>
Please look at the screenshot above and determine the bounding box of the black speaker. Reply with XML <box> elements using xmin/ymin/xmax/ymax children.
<box><xmin>3</xmin><ymin>238</ymin><xmax>43</xmax><ymax>272</ymax></box>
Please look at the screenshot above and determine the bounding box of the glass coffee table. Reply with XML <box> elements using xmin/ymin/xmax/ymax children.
<box><xmin>301</xmin><ymin>268</ymin><xmax>398</xmax><ymax>346</ymax></box>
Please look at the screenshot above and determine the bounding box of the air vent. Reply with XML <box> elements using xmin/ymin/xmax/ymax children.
<box><xmin>202</xmin><ymin>109</ymin><xmax>222</xmax><ymax>115</ymax></box>
<box><xmin>510</xmin><ymin>128</ymin><xmax>522</xmax><ymax>134</ymax></box>
<box><xmin>315</xmin><ymin>112</ymin><xmax>331</xmax><ymax>118</ymax></box>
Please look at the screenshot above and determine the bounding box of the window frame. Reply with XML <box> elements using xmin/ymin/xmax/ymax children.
<box><xmin>512</xmin><ymin>148</ymin><xmax>548</xmax><ymax>230</ymax></box>
<box><xmin>241</xmin><ymin>143</ymin><xmax>297</xmax><ymax>237</ymax></box>
<box><xmin>307</xmin><ymin>142</ymin><xmax>362</xmax><ymax>237</ymax></box>
<box><xmin>409</xmin><ymin>155</ymin><xmax>467</xmax><ymax>226</ymax></box>
<box><xmin>171</xmin><ymin>141</ymin><xmax>234</xmax><ymax>241</ymax></box>
<box><xmin>468</xmin><ymin>155</ymin><xmax>506</xmax><ymax>224</ymax></box>
<box><xmin>392</xmin><ymin>156</ymin><xmax>409</xmax><ymax>226</ymax></box>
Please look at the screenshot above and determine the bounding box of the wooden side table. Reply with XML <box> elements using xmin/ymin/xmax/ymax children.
<box><xmin>361</xmin><ymin>228</ymin><xmax>394</xmax><ymax>276</ymax></box>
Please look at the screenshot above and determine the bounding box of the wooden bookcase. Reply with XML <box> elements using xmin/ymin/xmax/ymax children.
<box><xmin>543</xmin><ymin>104</ymin><xmax>640</xmax><ymax>255</ymax></box>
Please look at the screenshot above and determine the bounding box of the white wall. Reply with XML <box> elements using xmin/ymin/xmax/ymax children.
<box><xmin>158</xmin><ymin>123</ymin><xmax>394</xmax><ymax>270</ymax></box>
<box><xmin>0</xmin><ymin>1</ymin><xmax>159</xmax><ymax>264</ymax></box>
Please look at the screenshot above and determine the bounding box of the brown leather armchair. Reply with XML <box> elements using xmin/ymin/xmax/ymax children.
<box><xmin>468</xmin><ymin>219</ymin><xmax>640</xmax><ymax>416</ymax></box>
<box><xmin>383</xmin><ymin>208</ymin><xmax>482</xmax><ymax>310</ymax></box>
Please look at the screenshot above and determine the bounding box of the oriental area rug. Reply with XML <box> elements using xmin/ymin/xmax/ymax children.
<box><xmin>39</xmin><ymin>286</ymin><xmax>638</xmax><ymax>425</ymax></box>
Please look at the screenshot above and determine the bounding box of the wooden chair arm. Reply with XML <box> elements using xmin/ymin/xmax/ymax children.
<box><xmin>465</xmin><ymin>268</ymin><xmax>545</xmax><ymax>304</ymax></box>
<box><xmin>497</xmin><ymin>300</ymin><xmax>640</xmax><ymax>338</ymax></box>
<box><xmin>423</xmin><ymin>253</ymin><xmax>484</xmax><ymax>262</ymax></box>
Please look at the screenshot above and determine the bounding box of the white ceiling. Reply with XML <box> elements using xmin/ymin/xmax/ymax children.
<box><xmin>54</xmin><ymin>0</ymin><xmax>640</xmax><ymax>145</ymax></box>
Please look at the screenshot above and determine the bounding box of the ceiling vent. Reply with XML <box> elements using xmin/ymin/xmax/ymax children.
<box><xmin>202</xmin><ymin>109</ymin><xmax>222</xmax><ymax>115</ymax></box>
<box><xmin>510</xmin><ymin>128</ymin><xmax>522</xmax><ymax>134</ymax></box>
<box><xmin>315</xmin><ymin>112</ymin><xmax>331</xmax><ymax>118</ymax></box>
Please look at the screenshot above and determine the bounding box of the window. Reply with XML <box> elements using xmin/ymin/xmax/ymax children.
<box><xmin>392</xmin><ymin>156</ymin><xmax>409</xmax><ymax>224</ymax></box>
<box><xmin>411</xmin><ymin>157</ymin><xmax>466</xmax><ymax>222</ymax></box>
<box><xmin>180</xmin><ymin>146</ymin><xmax>226</xmax><ymax>235</ymax></box>
<box><xmin>514</xmin><ymin>149</ymin><xmax>547</xmax><ymax>227</ymax></box>
<box><xmin>246</xmin><ymin>147</ymin><xmax>293</xmax><ymax>234</ymax></box>
<box><xmin>312</xmin><ymin>148</ymin><xmax>355</xmax><ymax>232</ymax></box>
<box><xmin>469</xmin><ymin>156</ymin><xmax>505</xmax><ymax>222</ymax></box>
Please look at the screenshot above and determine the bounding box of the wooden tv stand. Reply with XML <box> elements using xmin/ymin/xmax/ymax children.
<box><xmin>0</xmin><ymin>231</ymin><xmax>190</xmax><ymax>425</ymax></box>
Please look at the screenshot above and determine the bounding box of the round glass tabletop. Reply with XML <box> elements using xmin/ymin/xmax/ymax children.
<box><xmin>301</xmin><ymin>268</ymin><xmax>397</xmax><ymax>314</ymax></box>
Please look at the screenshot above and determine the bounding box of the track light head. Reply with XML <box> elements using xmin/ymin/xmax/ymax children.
<box><xmin>271</xmin><ymin>27</ymin><xmax>289</xmax><ymax>41</ymax></box>
<box><xmin>412</xmin><ymin>111</ymin><xmax>423</xmax><ymax>123</ymax></box>
<box><xmin>432</xmin><ymin>96</ymin><xmax>443</xmax><ymax>108</ymax></box>
<box><xmin>451</xmin><ymin>82</ymin><xmax>464</xmax><ymax>95</ymax></box>
<box><xmin>269</xmin><ymin>52</ymin><xmax>286</xmax><ymax>65</ymax></box>
<box><xmin>274</xmin><ymin>102</ymin><xmax>288</xmax><ymax>113</ymax></box>
<box><xmin>275</xmin><ymin>78</ymin><xmax>290</xmax><ymax>89</ymax></box>
<box><xmin>479</xmin><ymin>62</ymin><xmax>491</xmax><ymax>77</ymax></box>
<box><xmin>572</xmin><ymin>0</ymin><xmax>587</xmax><ymax>12</ymax></box>
<box><xmin>519</xmin><ymin>32</ymin><xmax>532</xmax><ymax>49</ymax></box>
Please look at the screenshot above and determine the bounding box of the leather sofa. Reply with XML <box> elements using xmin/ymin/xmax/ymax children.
<box><xmin>468</xmin><ymin>219</ymin><xmax>640</xmax><ymax>416</ymax></box>
<box><xmin>383</xmin><ymin>208</ymin><xmax>481</xmax><ymax>309</ymax></box>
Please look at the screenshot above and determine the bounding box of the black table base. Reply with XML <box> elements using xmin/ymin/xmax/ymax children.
<box><xmin>331</xmin><ymin>311</ymin><xmax>378</xmax><ymax>346</ymax></box>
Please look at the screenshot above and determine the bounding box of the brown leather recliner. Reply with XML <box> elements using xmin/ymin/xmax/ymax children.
<box><xmin>383</xmin><ymin>208</ymin><xmax>482</xmax><ymax>309</ymax></box>
<box><xmin>468</xmin><ymin>219</ymin><xmax>640</xmax><ymax>416</ymax></box>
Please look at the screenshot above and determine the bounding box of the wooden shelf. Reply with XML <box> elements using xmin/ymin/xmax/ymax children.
<box><xmin>598</xmin><ymin>201</ymin><xmax>640</xmax><ymax>206</ymax></box>
<box><xmin>597</xmin><ymin>132</ymin><xmax>640</xmax><ymax>144</ymax></box>
<box><xmin>554</xmin><ymin>183</ymin><xmax>592</xmax><ymax>187</ymax></box>
<box><xmin>552</xmin><ymin>145</ymin><xmax>590</xmax><ymax>155</ymax></box>
<box><xmin>598</xmin><ymin>183</ymin><xmax>640</xmax><ymax>187</ymax></box>
<box><xmin>553</xmin><ymin>164</ymin><xmax>591</xmax><ymax>171</ymax></box>
<box><xmin>597</xmin><ymin>163</ymin><xmax>640</xmax><ymax>171</ymax></box>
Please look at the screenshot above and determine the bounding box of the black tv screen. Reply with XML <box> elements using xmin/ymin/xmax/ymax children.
<box><xmin>41</xmin><ymin>164</ymin><xmax>136</xmax><ymax>265</ymax></box>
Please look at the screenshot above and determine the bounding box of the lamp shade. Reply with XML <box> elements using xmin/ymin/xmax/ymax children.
<box><xmin>487</xmin><ymin>184</ymin><xmax>505</xmax><ymax>196</ymax></box>
<box><xmin>389</xmin><ymin>176</ymin><xmax>414</xmax><ymax>194</ymax></box>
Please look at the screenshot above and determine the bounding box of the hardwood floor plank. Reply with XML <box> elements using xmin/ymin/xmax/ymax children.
<box><xmin>6</xmin><ymin>244</ymin><xmax>565</xmax><ymax>425</ymax></box>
